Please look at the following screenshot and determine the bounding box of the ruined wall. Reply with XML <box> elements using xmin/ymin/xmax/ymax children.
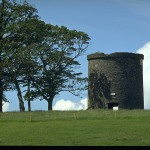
<box><xmin>87</xmin><ymin>52</ymin><xmax>144</xmax><ymax>109</ymax></box>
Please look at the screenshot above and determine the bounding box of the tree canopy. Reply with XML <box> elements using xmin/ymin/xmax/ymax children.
<box><xmin>0</xmin><ymin>0</ymin><xmax>90</xmax><ymax>112</ymax></box>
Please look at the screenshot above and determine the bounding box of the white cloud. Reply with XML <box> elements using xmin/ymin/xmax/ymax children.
<box><xmin>53</xmin><ymin>98</ymin><xmax>87</xmax><ymax>111</ymax></box>
<box><xmin>136</xmin><ymin>42</ymin><xmax>150</xmax><ymax>109</ymax></box>
<box><xmin>2</xmin><ymin>101</ymin><xmax>10</xmax><ymax>112</ymax></box>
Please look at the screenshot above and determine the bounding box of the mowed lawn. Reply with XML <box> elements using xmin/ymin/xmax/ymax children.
<box><xmin>0</xmin><ymin>109</ymin><xmax>150</xmax><ymax>146</ymax></box>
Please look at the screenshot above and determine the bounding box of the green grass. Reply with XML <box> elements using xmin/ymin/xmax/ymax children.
<box><xmin>0</xmin><ymin>109</ymin><xmax>150</xmax><ymax>146</ymax></box>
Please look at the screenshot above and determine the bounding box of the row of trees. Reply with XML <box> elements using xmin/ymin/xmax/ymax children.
<box><xmin>0</xmin><ymin>0</ymin><xmax>90</xmax><ymax>112</ymax></box>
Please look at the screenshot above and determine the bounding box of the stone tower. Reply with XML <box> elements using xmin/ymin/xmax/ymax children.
<box><xmin>87</xmin><ymin>52</ymin><xmax>144</xmax><ymax>109</ymax></box>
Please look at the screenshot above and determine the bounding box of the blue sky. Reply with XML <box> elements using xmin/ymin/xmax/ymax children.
<box><xmin>3</xmin><ymin>0</ymin><xmax>150</xmax><ymax>111</ymax></box>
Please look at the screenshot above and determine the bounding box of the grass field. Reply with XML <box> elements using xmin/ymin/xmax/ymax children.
<box><xmin>0</xmin><ymin>109</ymin><xmax>150</xmax><ymax>146</ymax></box>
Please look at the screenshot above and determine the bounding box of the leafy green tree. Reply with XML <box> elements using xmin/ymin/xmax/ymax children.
<box><xmin>0</xmin><ymin>0</ymin><xmax>39</xmax><ymax>112</ymax></box>
<box><xmin>16</xmin><ymin>19</ymin><xmax>47</xmax><ymax>111</ymax></box>
<box><xmin>29</xmin><ymin>25</ymin><xmax>90</xmax><ymax>111</ymax></box>
<box><xmin>0</xmin><ymin>0</ymin><xmax>90</xmax><ymax>112</ymax></box>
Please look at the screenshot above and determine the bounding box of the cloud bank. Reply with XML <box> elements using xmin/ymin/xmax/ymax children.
<box><xmin>136</xmin><ymin>42</ymin><xmax>150</xmax><ymax>109</ymax></box>
<box><xmin>2</xmin><ymin>101</ymin><xmax>10</xmax><ymax>112</ymax></box>
<box><xmin>53</xmin><ymin>98</ymin><xmax>87</xmax><ymax>110</ymax></box>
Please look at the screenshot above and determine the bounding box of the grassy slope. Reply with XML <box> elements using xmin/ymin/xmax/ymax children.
<box><xmin>0</xmin><ymin>109</ymin><xmax>150</xmax><ymax>146</ymax></box>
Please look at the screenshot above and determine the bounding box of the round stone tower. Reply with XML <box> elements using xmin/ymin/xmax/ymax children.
<box><xmin>87</xmin><ymin>52</ymin><xmax>144</xmax><ymax>109</ymax></box>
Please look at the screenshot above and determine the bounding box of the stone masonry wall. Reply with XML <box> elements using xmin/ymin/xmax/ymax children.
<box><xmin>87</xmin><ymin>52</ymin><xmax>144</xmax><ymax>109</ymax></box>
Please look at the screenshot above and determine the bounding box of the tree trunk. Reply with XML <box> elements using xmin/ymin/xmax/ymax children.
<box><xmin>0</xmin><ymin>79</ymin><xmax>3</xmax><ymax>112</ymax></box>
<box><xmin>48</xmin><ymin>100</ymin><xmax>53</xmax><ymax>111</ymax></box>
<box><xmin>0</xmin><ymin>37</ymin><xmax>3</xmax><ymax>112</ymax></box>
<box><xmin>28</xmin><ymin>98</ymin><xmax>31</xmax><ymax>112</ymax></box>
<box><xmin>0</xmin><ymin>56</ymin><xmax>2</xmax><ymax>112</ymax></box>
<box><xmin>14</xmin><ymin>80</ymin><xmax>25</xmax><ymax>112</ymax></box>
<box><xmin>27</xmin><ymin>79</ymin><xmax>31</xmax><ymax>111</ymax></box>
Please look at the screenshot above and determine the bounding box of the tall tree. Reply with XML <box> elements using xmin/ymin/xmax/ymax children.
<box><xmin>0</xmin><ymin>0</ymin><xmax>90</xmax><ymax>112</ymax></box>
<box><xmin>29</xmin><ymin>25</ymin><xmax>90</xmax><ymax>111</ymax></box>
<box><xmin>0</xmin><ymin>0</ymin><xmax>39</xmax><ymax>112</ymax></box>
